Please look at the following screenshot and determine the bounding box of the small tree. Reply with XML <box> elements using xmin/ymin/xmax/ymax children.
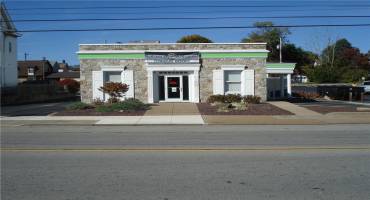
<box><xmin>59</xmin><ymin>79</ymin><xmax>80</xmax><ymax>94</ymax></box>
<box><xmin>177</xmin><ymin>34</ymin><xmax>213</xmax><ymax>43</ymax></box>
<box><xmin>99</xmin><ymin>82</ymin><xmax>129</xmax><ymax>104</ymax></box>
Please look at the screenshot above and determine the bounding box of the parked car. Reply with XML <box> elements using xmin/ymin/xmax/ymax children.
<box><xmin>361</xmin><ymin>81</ymin><xmax>370</xmax><ymax>94</ymax></box>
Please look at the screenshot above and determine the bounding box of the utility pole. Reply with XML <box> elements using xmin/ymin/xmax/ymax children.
<box><xmin>42</xmin><ymin>57</ymin><xmax>46</xmax><ymax>81</ymax></box>
<box><xmin>24</xmin><ymin>52</ymin><xmax>29</xmax><ymax>61</ymax></box>
<box><xmin>279</xmin><ymin>37</ymin><xmax>282</xmax><ymax>63</ymax></box>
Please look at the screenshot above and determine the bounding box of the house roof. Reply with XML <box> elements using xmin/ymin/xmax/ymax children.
<box><xmin>18</xmin><ymin>60</ymin><xmax>53</xmax><ymax>77</ymax></box>
<box><xmin>1</xmin><ymin>3</ymin><xmax>19</xmax><ymax>37</ymax></box>
<box><xmin>47</xmin><ymin>72</ymin><xmax>80</xmax><ymax>79</ymax></box>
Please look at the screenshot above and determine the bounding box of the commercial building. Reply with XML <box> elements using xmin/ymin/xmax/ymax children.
<box><xmin>78</xmin><ymin>43</ymin><xmax>295</xmax><ymax>103</ymax></box>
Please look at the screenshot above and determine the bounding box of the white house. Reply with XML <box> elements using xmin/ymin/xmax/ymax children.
<box><xmin>0</xmin><ymin>2</ymin><xmax>19</xmax><ymax>88</ymax></box>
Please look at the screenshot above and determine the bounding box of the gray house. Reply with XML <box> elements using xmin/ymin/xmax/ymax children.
<box><xmin>78</xmin><ymin>43</ymin><xmax>295</xmax><ymax>103</ymax></box>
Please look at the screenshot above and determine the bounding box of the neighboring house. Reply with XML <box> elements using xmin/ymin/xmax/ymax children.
<box><xmin>0</xmin><ymin>3</ymin><xmax>20</xmax><ymax>88</ymax></box>
<box><xmin>49</xmin><ymin>60</ymin><xmax>60</xmax><ymax>72</ymax></box>
<box><xmin>49</xmin><ymin>60</ymin><xmax>70</xmax><ymax>72</ymax></box>
<box><xmin>18</xmin><ymin>60</ymin><xmax>53</xmax><ymax>82</ymax></box>
<box><xmin>47</xmin><ymin>71</ymin><xmax>80</xmax><ymax>81</ymax></box>
<box><xmin>292</xmin><ymin>75</ymin><xmax>308</xmax><ymax>83</ymax></box>
<box><xmin>78</xmin><ymin>43</ymin><xmax>295</xmax><ymax>103</ymax></box>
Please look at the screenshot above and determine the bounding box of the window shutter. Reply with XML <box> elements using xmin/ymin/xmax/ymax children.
<box><xmin>244</xmin><ymin>69</ymin><xmax>255</xmax><ymax>95</ymax></box>
<box><xmin>213</xmin><ymin>70</ymin><xmax>224</xmax><ymax>95</ymax></box>
<box><xmin>92</xmin><ymin>71</ymin><xmax>104</xmax><ymax>100</ymax></box>
<box><xmin>122</xmin><ymin>70</ymin><xmax>134</xmax><ymax>98</ymax></box>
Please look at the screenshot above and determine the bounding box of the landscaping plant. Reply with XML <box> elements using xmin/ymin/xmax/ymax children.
<box><xmin>99</xmin><ymin>82</ymin><xmax>129</xmax><ymax>104</ymax></box>
<box><xmin>67</xmin><ymin>102</ymin><xmax>93</xmax><ymax>110</ymax></box>
<box><xmin>59</xmin><ymin>79</ymin><xmax>80</xmax><ymax>94</ymax></box>
<box><xmin>95</xmin><ymin>98</ymin><xmax>149</xmax><ymax>113</ymax></box>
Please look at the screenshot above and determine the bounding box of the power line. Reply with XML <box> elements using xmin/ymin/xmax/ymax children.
<box><xmin>6</xmin><ymin>4</ymin><xmax>370</xmax><ymax>10</ymax></box>
<box><xmin>3</xmin><ymin>15</ymin><xmax>370</xmax><ymax>23</ymax></box>
<box><xmin>8</xmin><ymin>7</ymin><xmax>370</xmax><ymax>16</ymax></box>
<box><xmin>16</xmin><ymin>24</ymin><xmax>370</xmax><ymax>33</ymax></box>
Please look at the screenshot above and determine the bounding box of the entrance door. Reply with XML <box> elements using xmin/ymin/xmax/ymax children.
<box><xmin>165</xmin><ymin>76</ymin><xmax>182</xmax><ymax>101</ymax></box>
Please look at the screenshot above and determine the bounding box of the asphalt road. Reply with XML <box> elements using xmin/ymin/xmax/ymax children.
<box><xmin>2</xmin><ymin>125</ymin><xmax>370</xmax><ymax>200</ymax></box>
<box><xmin>1</xmin><ymin>101</ymin><xmax>72</xmax><ymax>116</ymax></box>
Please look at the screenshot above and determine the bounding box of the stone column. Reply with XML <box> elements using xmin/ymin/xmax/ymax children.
<box><xmin>147</xmin><ymin>70</ymin><xmax>154</xmax><ymax>103</ymax></box>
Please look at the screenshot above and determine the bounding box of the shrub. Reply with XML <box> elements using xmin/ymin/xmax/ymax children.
<box><xmin>92</xmin><ymin>98</ymin><xmax>104</xmax><ymax>106</ymax></box>
<box><xmin>95</xmin><ymin>98</ymin><xmax>149</xmax><ymax>112</ymax></box>
<box><xmin>110</xmin><ymin>98</ymin><xmax>149</xmax><ymax>111</ymax></box>
<box><xmin>95</xmin><ymin>105</ymin><xmax>114</xmax><ymax>112</ymax></box>
<box><xmin>243</xmin><ymin>95</ymin><xmax>261</xmax><ymax>104</ymax></box>
<box><xmin>99</xmin><ymin>82</ymin><xmax>129</xmax><ymax>104</ymax></box>
<box><xmin>224</xmin><ymin>94</ymin><xmax>242</xmax><ymax>103</ymax></box>
<box><xmin>59</xmin><ymin>79</ymin><xmax>80</xmax><ymax>94</ymax></box>
<box><xmin>207</xmin><ymin>95</ymin><xmax>226</xmax><ymax>103</ymax></box>
<box><xmin>207</xmin><ymin>94</ymin><xmax>242</xmax><ymax>103</ymax></box>
<box><xmin>67</xmin><ymin>102</ymin><xmax>93</xmax><ymax>110</ymax></box>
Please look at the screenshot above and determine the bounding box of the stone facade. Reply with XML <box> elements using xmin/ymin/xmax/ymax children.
<box><xmin>200</xmin><ymin>58</ymin><xmax>266</xmax><ymax>102</ymax></box>
<box><xmin>79</xmin><ymin>43</ymin><xmax>268</xmax><ymax>103</ymax></box>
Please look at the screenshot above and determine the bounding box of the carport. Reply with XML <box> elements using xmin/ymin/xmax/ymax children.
<box><xmin>266</xmin><ymin>63</ymin><xmax>295</xmax><ymax>100</ymax></box>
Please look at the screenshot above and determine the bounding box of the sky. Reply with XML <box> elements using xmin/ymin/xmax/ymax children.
<box><xmin>4</xmin><ymin>0</ymin><xmax>370</xmax><ymax>65</ymax></box>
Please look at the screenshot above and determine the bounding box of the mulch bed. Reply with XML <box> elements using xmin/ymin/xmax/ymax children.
<box><xmin>197</xmin><ymin>103</ymin><xmax>293</xmax><ymax>115</ymax></box>
<box><xmin>302</xmin><ymin>105</ymin><xmax>365</xmax><ymax>114</ymax></box>
<box><xmin>54</xmin><ymin>109</ymin><xmax>146</xmax><ymax>116</ymax></box>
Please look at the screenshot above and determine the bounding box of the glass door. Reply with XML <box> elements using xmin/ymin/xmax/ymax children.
<box><xmin>165</xmin><ymin>76</ymin><xmax>182</xmax><ymax>101</ymax></box>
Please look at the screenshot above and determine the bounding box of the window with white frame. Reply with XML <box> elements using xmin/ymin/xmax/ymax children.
<box><xmin>224</xmin><ymin>70</ymin><xmax>242</xmax><ymax>94</ymax></box>
<box><xmin>104</xmin><ymin>71</ymin><xmax>122</xmax><ymax>83</ymax></box>
<box><xmin>27</xmin><ymin>67</ymin><xmax>34</xmax><ymax>75</ymax></box>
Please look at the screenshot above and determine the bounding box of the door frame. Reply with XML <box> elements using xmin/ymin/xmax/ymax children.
<box><xmin>164</xmin><ymin>75</ymin><xmax>183</xmax><ymax>102</ymax></box>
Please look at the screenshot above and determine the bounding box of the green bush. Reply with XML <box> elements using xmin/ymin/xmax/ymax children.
<box><xmin>207</xmin><ymin>94</ymin><xmax>242</xmax><ymax>103</ymax></box>
<box><xmin>95</xmin><ymin>98</ymin><xmax>149</xmax><ymax>112</ymax></box>
<box><xmin>224</xmin><ymin>94</ymin><xmax>242</xmax><ymax>103</ymax></box>
<box><xmin>243</xmin><ymin>95</ymin><xmax>261</xmax><ymax>104</ymax></box>
<box><xmin>95</xmin><ymin>105</ymin><xmax>114</xmax><ymax>112</ymax></box>
<box><xmin>110</xmin><ymin>98</ymin><xmax>149</xmax><ymax>111</ymax></box>
<box><xmin>67</xmin><ymin>102</ymin><xmax>93</xmax><ymax>110</ymax></box>
<box><xmin>207</xmin><ymin>95</ymin><xmax>226</xmax><ymax>103</ymax></box>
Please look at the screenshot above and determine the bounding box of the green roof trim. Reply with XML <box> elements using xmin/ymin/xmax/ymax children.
<box><xmin>201</xmin><ymin>52</ymin><xmax>268</xmax><ymax>58</ymax></box>
<box><xmin>266</xmin><ymin>63</ymin><xmax>296</xmax><ymax>69</ymax></box>
<box><xmin>78</xmin><ymin>53</ymin><xmax>145</xmax><ymax>59</ymax></box>
<box><xmin>78</xmin><ymin>51</ymin><xmax>268</xmax><ymax>60</ymax></box>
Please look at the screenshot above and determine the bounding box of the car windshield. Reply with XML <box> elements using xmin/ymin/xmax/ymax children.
<box><xmin>364</xmin><ymin>82</ymin><xmax>370</xmax><ymax>85</ymax></box>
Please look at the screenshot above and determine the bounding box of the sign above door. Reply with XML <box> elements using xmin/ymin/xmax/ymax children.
<box><xmin>145</xmin><ymin>52</ymin><xmax>200</xmax><ymax>64</ymax></box>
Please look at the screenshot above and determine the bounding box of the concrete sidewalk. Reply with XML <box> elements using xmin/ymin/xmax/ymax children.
<box><xmin>1</xmin><ymin>115</ymin><xmax>205</xmax><ymax>125</ymax></box>
<box><xmin>145</xmin><ymin>103</ymin><xmax>200</xmax><ymax>116</ymax></box>
<box><xmin>2</xmin><ymin>101</ymin><xmax>370</xmax><ymax>125</ymax></box>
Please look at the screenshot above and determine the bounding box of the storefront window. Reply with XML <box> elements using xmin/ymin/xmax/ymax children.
<box><xmin>224</xmin><ymin>70</ymin><xmax>242</xmax><ymax>94</ymax></box>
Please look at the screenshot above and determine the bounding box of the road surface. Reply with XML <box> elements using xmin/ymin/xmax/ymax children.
<box><xmin>2</xmin><ymin>125</ymin><xmax>370</xmax><ymax>200</ymax></box>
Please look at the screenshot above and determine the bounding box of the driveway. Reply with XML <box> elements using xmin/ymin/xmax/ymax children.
<box><xmin>1</xmin><ymin>102</ymin><xmax>73</xmax><ymax>117</ymax></box>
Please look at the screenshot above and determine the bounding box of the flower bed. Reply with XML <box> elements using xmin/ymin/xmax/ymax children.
<box><xmin>54</xmin><ymin>98</ymin><xmax>150</xmax><ymax>116</ymax></box>
<box><xmin>197</xmin><ymin>103</ymin><xmax>293</xmax><ymax>115</ymax></box>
